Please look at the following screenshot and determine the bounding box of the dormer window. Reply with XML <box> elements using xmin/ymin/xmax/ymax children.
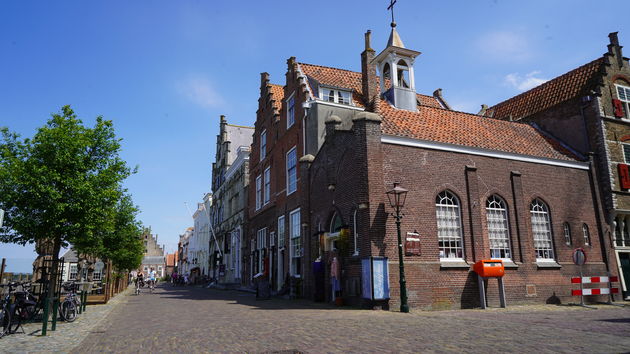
<box><xmin>320</xmin><ymin>87</ymin><xmax>351</xmax><ymax>105</ymax></box>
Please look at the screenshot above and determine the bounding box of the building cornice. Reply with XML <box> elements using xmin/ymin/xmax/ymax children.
<box><xmin>381</xmin><ymin>135</ymin><xmax>590</xmax><ymax>170</ymax></box>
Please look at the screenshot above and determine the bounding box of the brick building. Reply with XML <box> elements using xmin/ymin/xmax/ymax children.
<box><xmin>486</xmin><ymin>33</ymin><xmax>630</xmax><ymax>300</ymax></box>
<box><xmin>248</xmin><ymin>24</ymin><xmax>614</xmax><ymax>310</ymax></box>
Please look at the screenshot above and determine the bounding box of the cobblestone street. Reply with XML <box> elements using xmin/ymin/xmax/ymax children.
<box><xmin>64</xmin><ymin>284</ymin><xmax>630</xmax><ymax>353</ymax></box>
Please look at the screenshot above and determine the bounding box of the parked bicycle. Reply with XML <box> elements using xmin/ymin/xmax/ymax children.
<box><xmin>59</xmin><ymin>282</ymin><xmax>80</xmax><ymax>322</ymax></box>
<box><xmin>0</xmin><ymin>283</ymin><xmax>13</xmax><ymax>338</ymax></box>
<box><xmin>9</xmin><ymin>282</ymin><xmax>39</xmax><ymax>333</ymax></box>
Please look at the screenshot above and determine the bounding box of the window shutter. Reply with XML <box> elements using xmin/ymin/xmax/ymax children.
<box><xmin>619</xmin><ymin>163</ymin><xmax>630</xmax><ymax>189</ymax></box>
<box><xmin>613</xmin><ymin>99</ymin><xmax>624</xmax><ymax>118</ymax></box>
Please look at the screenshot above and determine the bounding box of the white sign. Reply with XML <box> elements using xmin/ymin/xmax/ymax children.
<box><xmin>94</xmin><ymin>261</ymin><xmax>105</xmax><ymax>270</ymax></box>
<box><xmin>0</xmin><ymin>209</ymin><xmax>4</xmax><ymax>228</ymax></box>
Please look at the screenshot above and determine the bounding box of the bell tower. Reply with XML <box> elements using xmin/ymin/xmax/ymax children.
<box><xmin>372</xmin><ymin>2</ymin><xmax>421</xmax><ymax>111</ymax></box>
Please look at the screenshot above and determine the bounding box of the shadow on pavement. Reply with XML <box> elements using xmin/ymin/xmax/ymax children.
<box><xmin>150</xmin><ymin>284</ymin><xmax>355</xmax><ymax>311</ymax></box>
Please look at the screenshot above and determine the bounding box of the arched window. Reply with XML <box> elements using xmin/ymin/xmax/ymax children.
<box><xmin>563</xmin><ymin>222</ymin><xmax>572</xmax><ymax>246</ymax></box>
<box><xmin>330</xmin><ymin>212</ymin><xmax>343</xmax><ymax>234</ymax></box>
<box><xmin>530</xmin><ymin>199</ymin><xmax>554</xmax><ymax>260</ymax></box>
<box><xmin>435</xmin><ymin>191</ymin><xmax>464</xmax><ymax>259</ymax></box>
<box><xmin>486</xmin><ymin>195</ymin><xmax>511</xmax><ymax>259</ymax></box>
<box><xmin>582</xmin><ymin>224</ymin><xmax>590</xmax><ymax>246</ymax></box>
<box><xmin>396</xmin><ymin>59</ymin><xmax>410</xmax><ymax>88</ymax></box>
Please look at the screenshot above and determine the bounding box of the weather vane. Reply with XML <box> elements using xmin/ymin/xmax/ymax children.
<box><xmin>387</xmin><ymin>0</ymin><xmax>397</xmax><ymax>28</ymax></box>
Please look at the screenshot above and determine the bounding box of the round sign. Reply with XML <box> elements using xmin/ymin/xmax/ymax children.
<box><xmin>94</xmin><ymin>261</ymin><xmax>105</xmax><ymax>270</ymax></box>
<box><xmin>572</xmin><ymin>248</ymin><xmax>587</xmax><ymax>266</ymax></box>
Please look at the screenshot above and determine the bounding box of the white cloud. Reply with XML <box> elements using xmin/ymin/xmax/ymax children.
<box><xmin>504</xmin><ymin>71</ymin><xmax>548</xmax><ymax>91</ymax></box>
<box><xmin>476</xmin><ymin>30</ymin><xmax>533</xmax><ymax>62</ymax></box>
<box><xmin>176</xmin><ymin>76</ymin><xmax>224</xmax><ymax>109</ymax></box>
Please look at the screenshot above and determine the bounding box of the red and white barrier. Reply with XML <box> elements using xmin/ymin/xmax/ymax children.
<box><xmin>571</xmin><ymin>275</ymin><xmax>620</xmax><ymax>303</ymax></box>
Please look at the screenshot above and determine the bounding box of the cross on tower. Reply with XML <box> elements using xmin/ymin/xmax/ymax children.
<box><xmin>387</xmin><ymin>0</ymin><xmax>397</xmax><ymax>27</ymax></box>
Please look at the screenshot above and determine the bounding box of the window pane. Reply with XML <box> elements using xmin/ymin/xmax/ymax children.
<box><xmin>486</xmin><ymin>195</ymin><xmax>511</xmax><ymax>259</ymax></box>
<box><xmin>288</xmin><ymin>96</ymin><xmax>295</xmax><ymax>127</ymax></box>
<box><xmin>287</xmin><ymin>148</ymin><xmax>297</xmax><ymax>194</ymax></box>
<box><xmin>435</xmin><ymin>191</ymin><xmax>463</xmax><ymax>259</ymax></box>
<box><xmin>530</xmin><ymin>199</ymin><xmax>554</xmax><ymax>259</ymax></box>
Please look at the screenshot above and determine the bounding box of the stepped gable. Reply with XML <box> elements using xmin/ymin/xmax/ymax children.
<box><xmin>298</xmin><ymin>62</ymin><xmax>442</xmax><ymax>108</ymax></box>
<box><xmin>379</xmin><ymin>99</ymin><xmax>580</xmax><ymax>161</ymax></box>
<box><xmin>269</xmin><ymin>83</ymin><xmax>284</xmax><ymax>112</ymax></box>
<box><xmin>488</xmin><ymin>58</ymin><xmax>604</xmax><ymax>120</ymax></box>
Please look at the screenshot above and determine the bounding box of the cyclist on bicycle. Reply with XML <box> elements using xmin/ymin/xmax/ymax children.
<box><xmin>148</xmin><ymin>267</ymin><xmax>157</xmax><ymax>291</ymax></box>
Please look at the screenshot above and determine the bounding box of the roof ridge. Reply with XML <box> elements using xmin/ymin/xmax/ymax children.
<box><xmin>226</xmin><ymin>124</ymin><xmax>255</xmax><ymax>129</ymax></box>
<box><xmin>491</xmin><ymin>57</ymin><xmax>604</xmax><ymax>112</ymax></box>
<box><xmin>268</xmin><ymin>83</ymin><xmax>284</xmax><ymax>88</ymax></box>
<box><xmin>298</xmin><ymin>62</ymin><xmax>361</xmax><ymax>75</ymax></box>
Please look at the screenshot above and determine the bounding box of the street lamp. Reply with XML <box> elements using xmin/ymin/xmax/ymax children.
<box><xmin>386</xmin><ymin>182</ymin><xmax>409</xmax><ymax>313</ymax></box>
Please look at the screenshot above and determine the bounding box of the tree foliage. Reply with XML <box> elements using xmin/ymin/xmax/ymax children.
<box><xmin>98</xmin><ymin>194</ymin><xmax>144</xmax><ymax>271</ymax></box>
<box><xmin>0</xmin><ymin>106</ymin><xmax>142</xmax><ymax>267</ymax></box>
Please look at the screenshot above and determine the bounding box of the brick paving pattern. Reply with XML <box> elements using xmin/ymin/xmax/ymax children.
<box><xmin>0</xmin><ymin>287</ymin><xmax>132</xmax><ymax>354</ymax></box>
<box><xmin>72</xmin><ymin>284</ymin><xmax>630</xmax><ymax>353</ymax></box>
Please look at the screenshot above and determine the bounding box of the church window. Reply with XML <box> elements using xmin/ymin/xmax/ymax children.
<box><xmin>486</xmin><ymin>195</ymin><xmax>511</xmax><ymax>259</ymax></box>
<box><xmin>530</xmin><ymin>199</ymin><xmax>555</xmax><ymax>260</ymax></box>
<box><xmin>582</xmin><ymin>223</ymin><xmax>590</xmax><ymax>246</ymax></box>
<box><xmin>435</xmin><ymin>190</ymin><xmax>464</xmax><ymax>259</ymax></box>
<box><xmin>287</xmin><ymin>94</ymin><xmax>295</xmax><ymax>128</ymax></box>
<box><xmin>563</xmin><ymin>222</ymin><xmax>572</xmax><ymax>245</ymax></box>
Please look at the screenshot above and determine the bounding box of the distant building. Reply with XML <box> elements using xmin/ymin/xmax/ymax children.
<box><xmin>191</xmin><ymin>194</ymin><xmax>212</xmax><ymax>277</ymax></box>
<box><xmin>210</xmin><ymin>116</ymin><xmax>253</xmax><ymax>284</ymax></box>
<box><xmin>165</xmin><ymin>252</ymin><xmax>178</xmax><ymax>277</ymax></box>
<box><xmin>178</xmin><ymin>227</ymin><xmax>193</xmax><ymax>275</ymax></box>
<box><xmin>140</xmin><ymin>228</ymin><xmax>166</xmax><ymax>278</ymax></box>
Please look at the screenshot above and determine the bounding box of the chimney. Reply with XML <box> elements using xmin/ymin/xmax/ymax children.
<box><xmin>361</xmin><ymin>30</ymin><xmax>379</xmax><ymax>112</ymax></box>
<box><xmin>608</xmin><ymin>32</ymin><xmax>625</xmax><ymax>69</ymax></box>
<box><xmin>432</xmin><ymin>89</ymin><xmax>452</xmax><ymax>110</ymax></box>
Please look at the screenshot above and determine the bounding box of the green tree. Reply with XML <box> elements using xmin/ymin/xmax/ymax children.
<box><xmin>0</xmin><ymin>106</ymin><xmax>135</xmax><ymax>277</ymax></box>
<box><xmin>99</xmin><ymin>194</ymin><xmax>144</xmax><ymax>271</ymax></box>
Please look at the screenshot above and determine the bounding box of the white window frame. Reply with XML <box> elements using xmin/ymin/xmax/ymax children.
<box><xmin>257</xmin><ymin>228</ymin><xmax>267</xmax><ymax>273</ymax></box>
<box><xmin>92</xmin><ymin>269</ymin><xmax>102</xmax><ymax>281</ymax></box>
<box><xmin>69</xmin><ymin>264</ymin><xmax>78</xmax><ymax>281</ymax></box>
<box><xmin>615</xmin><ymin>84</ymin><xmax>630</xmax><ymax>119</ymax></box>
<box><xmin>287</xmin><ymin>93</ymin><xmax>295</xmax><ymax>129</ymax></box>
<box><xmin>563</xmin><ymin>222</ymin><xmax>572</xmax><ymax>246</ymax></box>
<box><xmin>260</xmin><ymin>130</ymin><xmax>267</xmax><ymax>160</ymax></box>
<box><xmin>286</xmin><ymin>146</ymin><xmax>297</xmax><ymax>195</ymax></box>
<box><xmin>289</xmin><ymin>208</ymin><xmax>301</xmax><ymax>276</ymax></box>
<box><xmin>623</xmin><ymin>142</ymin><xmax>630</xmax><ymax>164</ymax></box>
<box><xmin>278</xmin><ymin>215</ymin><xmax>286</xmax><ymax>249</ymax></box>
<box><xmin>435</xmin><ymin>191</ymin><xmax>464</xmax><ymax>260</ymax></box>
<box><xmin>255</xmin><ymin>174</ymin><xmax>262</xmax><ymax>210</ymax></box>
<box><xmin>264</xmin><ymin>167</ymin><xmax>271</xmax><ymax>205</ymax></box>
<box><xmin>530</xmin><ymin>199</ymin><xmax>555</xmax><ymax>260</ymax></box>
<box><xmin>485</xmin><ymin>195</ymin><xmax>512</xmax><ymax>260</ymax></box>
<box><xmin>582</xmin><ymin>223</ymin><xmax>591</xmax><ymax>246</ymax></box>
<box><xmin>320</xmin><ymin>87</ymin><xmax>352</xmax><ymax>105</ymax></box>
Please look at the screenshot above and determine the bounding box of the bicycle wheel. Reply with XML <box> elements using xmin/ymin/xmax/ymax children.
<box><xmin>0</xmin><ymin>304</ymin><xmax>10</xmax><ymax>337</ymax></box>
<box><xmin>8</xmin><ymin>304</ymin><xmax>21</xmax><ymax>334</ymax></box>
<box><xmin>60</xmin><ymin>300</ymin><xmax>77</xmax><ymax>322</ymax></box>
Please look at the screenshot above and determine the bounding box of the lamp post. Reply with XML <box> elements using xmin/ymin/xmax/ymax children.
<box><xmin>386</xmin><ymin>182</ymin><xmax>409</xmax><ymax>313</ymax></box>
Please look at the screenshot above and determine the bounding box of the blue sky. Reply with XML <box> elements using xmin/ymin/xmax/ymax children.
<box><xmin>1</xmin><ymin>0</ymin><xmax>629</xmax><ymax>272</ymax></box>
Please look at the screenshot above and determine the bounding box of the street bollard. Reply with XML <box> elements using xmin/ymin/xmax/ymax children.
<box><xmin>41</xmin><ymin>296</ymin><xmax>51</xmax><ymax>336</ymax></box>
<box><xmin>77</xmin><ymin>291</ymin><xmax>82</xmax><ymax>314</ymax></box>
<box><xmin>51</xmin><ymin>298</ymin><xmax>58</xmax><ymax>331</ymax></box>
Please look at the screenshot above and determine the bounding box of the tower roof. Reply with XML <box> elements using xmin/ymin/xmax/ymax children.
<box><xmin>387</xmin><ymin>27</ymin><xmax>405</xmax><ymax>48</ymax></box>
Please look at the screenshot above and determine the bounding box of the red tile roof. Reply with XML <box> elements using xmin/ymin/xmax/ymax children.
<box><xmin>298</xmin><ymin>63</ymin><xmax>443</xmax><ymax>108</ymax></box>
<box><xmin>379</xmin><ymin>100</ymin><xmax>579</xmax><ymax>161</ymax></box>
<box><xmin>488</xmin><ymin>58</ymin><xmax>604</xmax><ymax>120</ymax></box>
<box><xmin>297</xmin><ymin>61</ymin><xmax>580</xmax><ymax>162</ymax></box>
<box><xmin>268</xmin><ymin>83</ymin><xmax>284</xmax><ymax>111</ymax></box>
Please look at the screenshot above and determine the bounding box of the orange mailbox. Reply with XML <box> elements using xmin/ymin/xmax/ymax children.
<box><xmin>473</xmin><ymin>260</ymin><xmax>505</xmax><ymax>278</ymax></box>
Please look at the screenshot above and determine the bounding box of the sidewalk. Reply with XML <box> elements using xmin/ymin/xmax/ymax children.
<box><xmin>0</xmin><ymin>286</ymin><xmax>132</xmax><ymax>354</ymax></box>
